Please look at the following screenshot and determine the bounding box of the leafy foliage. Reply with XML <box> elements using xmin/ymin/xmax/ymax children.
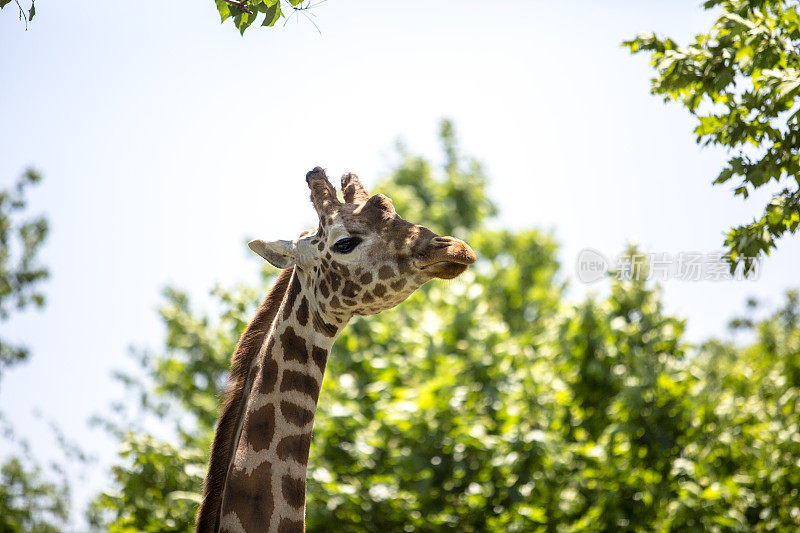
<box><xmin>0</xmin><ymin>457</ymin><xmax>68</xmax><ymax>533</ymax></box>
<box><xmin>0</xmin><ymin>169</ymin><xmax>48</xmax><ymax>379</ymax></box>
<box><xmin>0</xmin><ymin>0</ymin><xmax>35</xmax><ymax>30</ymax></box>
<box><xmin>624</xmin><ymin>0</ymin><xmax>800</xmax><ymax>271</ymax></box>
<box><xmin>86</xmin><ymin>435</ymin><xmax>205</xmax><ymax>532</ymax></box>
<box><xmin>0</xmin><ymin>171</ymin><xmax>70</xmax><ymax>533</ymax></box>
<box><xmin>90</xmin><ymin>121</ymin><xmax>800</xmax><ymax>531</ymax></box>
<box><xmin>214</xmin><ymin>0</ymin><xmax>320</xmax><ymax>36</ymax></box>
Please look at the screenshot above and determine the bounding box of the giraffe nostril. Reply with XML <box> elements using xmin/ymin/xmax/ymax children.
<box><xmin>431</xmin><ymin>236</ymin><xmax>456</xmax><ymax>247</ymax></box>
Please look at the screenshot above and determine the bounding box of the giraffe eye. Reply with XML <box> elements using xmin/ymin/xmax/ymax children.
<box><xmin>332</xmin><ymin>237</ymin><xmax>362</xmax><ymax>254</ymax></box>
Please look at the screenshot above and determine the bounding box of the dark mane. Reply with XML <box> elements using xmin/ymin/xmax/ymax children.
<box><xmin>195</xmin><ymin>267</ymin><xmax>294</xmax><ymax>533</ymax></box>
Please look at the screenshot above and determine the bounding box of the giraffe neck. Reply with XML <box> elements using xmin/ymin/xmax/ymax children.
<box><xmin>219</xmin><ymin>268</ymin><xmax>346</xmax><ymax>533</ymax></box>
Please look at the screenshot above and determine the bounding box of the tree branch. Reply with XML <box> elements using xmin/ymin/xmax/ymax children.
<box><xmin>14</xmin><ymin>0</ymin><xmax>27</xmax><ymax>30</ymax></box>
<box><xmin>223</xmin><ymin>0</ymin><xmax>252</xmax><ymax>14</ymax></box>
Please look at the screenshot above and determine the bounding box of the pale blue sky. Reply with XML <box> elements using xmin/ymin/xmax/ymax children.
<box><xmin>2</xmin><ymin>0</ymin><xmax>798</xmax><ymax>528</ymax></box>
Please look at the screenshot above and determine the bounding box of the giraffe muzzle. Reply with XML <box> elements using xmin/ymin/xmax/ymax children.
<box><xmin>419</xmin><ymin>236</ymin><xmax>477</xmax><ymax>279</ymax></box>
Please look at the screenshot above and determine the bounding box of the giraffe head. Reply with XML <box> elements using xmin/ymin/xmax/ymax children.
<box><xmin>249</xmin><ymin>167</ymin><xmax>476</xmax><ymax>319</ymax></box>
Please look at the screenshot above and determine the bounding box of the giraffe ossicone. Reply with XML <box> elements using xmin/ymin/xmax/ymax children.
<box><xmin>196</xmin><ymin>167</ymin><xmax>476</xmax><ymax>533</ymax></box>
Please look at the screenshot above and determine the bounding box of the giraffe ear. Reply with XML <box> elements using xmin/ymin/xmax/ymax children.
<box><xmin>364</xmin><ymin>193</ymin><xmax>395</xmax><ymax>213</ymax></box>
<box><xmin>248</xmin><ymin>239</ymin><xmax>296</xmax><ymax>269</ymax></box>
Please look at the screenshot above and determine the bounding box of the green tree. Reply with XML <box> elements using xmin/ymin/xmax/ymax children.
<box><xmin>0</xmin><ymin>458</ymin><xmax>68</xmax><ymax>533</ymax></box>
<box><xmin>90</xmin><ymin>121</ymin><xmax>800</xmax><ymax>531</ymax></box>
<box><xmin>0</xmin><ymin>169</ymin><xmax>48</xmax><ymax>378</ymax></box>
<box><xmin>624</xmin><ymin>0</ymin><xmax>800</xmax><ymax>271</ymax></box>
<box><xmin>0</xmin><ymin>171</ymin><xmax>70</xmax><ymax>533</ymax></box>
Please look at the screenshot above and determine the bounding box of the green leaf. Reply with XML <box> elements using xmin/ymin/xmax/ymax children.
<box><xmin>27</xmin><ymin>0</ymin><xmax>33</xmax><ymax>21</ymax></box>
<box><xmin>236</xmin><ymin>10</ymin><xmax>257</xmax><ymax>35</ymax></box>
<box><xmin>720</xmin><ymin>12</ymin><xmax>756</xmax><ymax>30</ymax></box>
<box><xmin>777</xmin><ymin>78</ymin><xmax>800</xmax><ymax>99</ymax></box>
<box><xmin>0</xmin><ymin>0</ymin><xmax>12</xmax><ymax>9</ymax></box>
<box><xmin>261</xmin><ymin>1</ymin><xmax>281</xmax><ymax>27</ymax></box>
<box><xmin>215</xmin><ymin>0</ymin><xmax>232</xmax><ymax>23</ymax></box>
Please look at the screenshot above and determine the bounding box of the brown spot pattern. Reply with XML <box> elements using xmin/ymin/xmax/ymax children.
<box><xmin>328</xmin><ymin>271</ymin><xmax>341</xmax><ymax>292</ymax></box>
<box><xmin>390</xmin><ymin>279</ymin><xmax>406</xmax><ymax>291</ymax></box>
<box><xmin>342</xmin><ymin>280</ymin><xmax>361</xmax><ymax>298</ymax></box>
<box><xmin>319</xmin><ymin>279</ymin><xmax>329</xmax><ymax>298</ymax></box>
<box><xmin>221</xmin><ymin>461</ymin><xmax>274</xmax><ymax>532</ymax></box>
<box><xmin>378</xmin><ymin>265</ymin><xmax>395</xmax><ymax>279</ymax></box>
<box><xmin>296</xmin><ymin>297</ymin><xmax>309</xmax><ymax>326</ymax></box>
<box><xmin>280</xmin><ymin>400</ymin><xmax>314</xmax><ymax>427</ymax></box>
<box><xmin>277</xmin><ymin>517</ymin><xmax>304</xmax><ymax>533</ymax></box>
<box><xmin>280</xmin><ymin>327</ymin><xmax>308</xmax><ymax>365</ymax></box>
<box><xmin>243</xmin><ymin>403</ymin><xmax>275</xmax><ymax>452</ymax></box>
<box><xmin>276</xmin><ymin>432</ymin><xmax>311</xmax><ymax>464</ymax></box>
<box><xmin>359</xmin><ymin>272</ymin><xmax>373</xmax><ymax>284</ymax></box>
<box><xmin>311</xmin><ymin>346</ymin><xmax>328</xmax><ymax>374</ymax></box>
<box><xmin>373</xmin><ymin>283</ymin><xmax>387</xmax><ymax>298</ymax></box>
<box><xmin>283</xmin><ymin>275</ymin><xmax>301</xmax><ymax>321</ymax></box>
<box><xmin>398</xmin><ymin>258</ymin><xmax>413</xmax><ymax>274</ymax></box>
<box><xmin>281</xmin><ymin>475</ymin><xmax>306</xmax><ymax>509</ymax></box>
<box><xmin>259</xmin><ymin>358</ymin><xmax>279</xmax><ymax>394</ymax></box>
<box><xmin>312</xmin><ymin>311</ymin><xmax>337</xmax><ymax>337</ymax></box>
<box><xmin>280</xmin><ymin>370</ymin><xmax>320</xmax><ymax>402</ymax></box>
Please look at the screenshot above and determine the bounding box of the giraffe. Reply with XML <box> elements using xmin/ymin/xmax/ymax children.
<box><xmin>195</xmin><ymin>167</ymin><xmax>476</xmax><ymax>533</ymax></box>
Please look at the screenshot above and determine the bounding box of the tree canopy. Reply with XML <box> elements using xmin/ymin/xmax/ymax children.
<box><xmin>0</xmin><ymin>169</ymin><xmax>48</xmax><ymax>378</ymax></box>
<box><xmin>625</xmin><ymin>0</ymin><xmax>800</xmax><ymax>271</ymax></box>
<box><xmin>88</xmin><ymin>120</ymin><xmax>800</xmax><ymax>532</ymax></box>
<box><xmin>0</xmin><ymin>171</ymin><xmax>70</xmax><ymax>533</ymax></box>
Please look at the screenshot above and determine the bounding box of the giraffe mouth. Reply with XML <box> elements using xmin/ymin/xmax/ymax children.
<box><xmin>421</xmin><ymin>261</ymin><xmax>469</xmax><ymax>279</ymax></box>
<box><xmin>418</xmin><ymin>236</ymin><xmax>476</xmax><ymax>279</ymax></box>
